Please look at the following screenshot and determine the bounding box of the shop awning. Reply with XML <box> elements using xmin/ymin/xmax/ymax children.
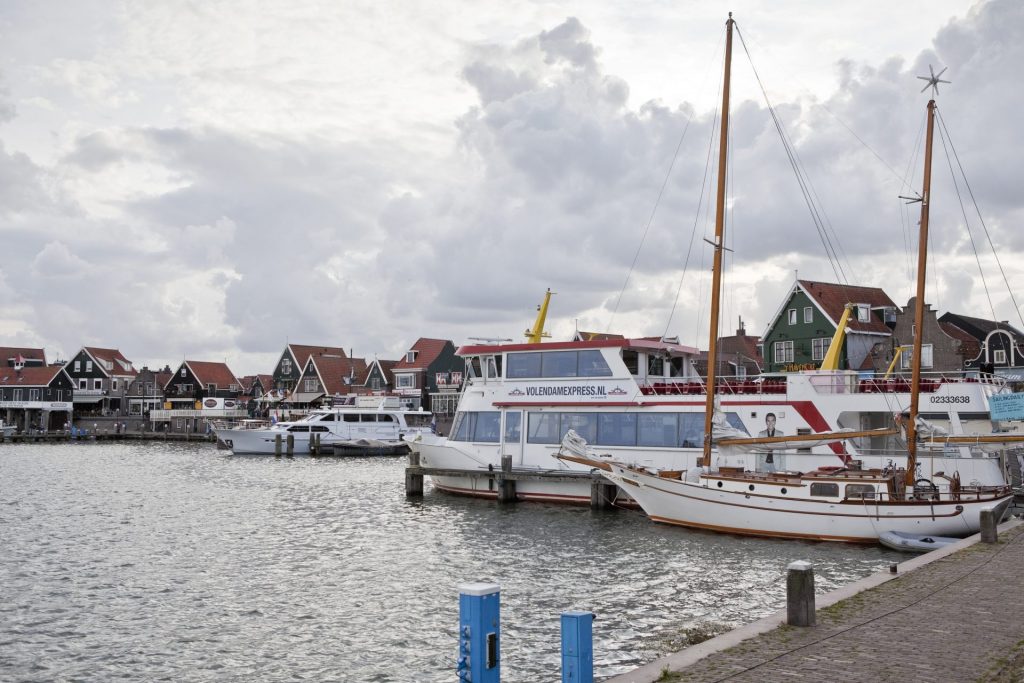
<box><xmin>72</xmin><ymin>395</ymin><xmax>104</xmax><ymax>403</ymax></box>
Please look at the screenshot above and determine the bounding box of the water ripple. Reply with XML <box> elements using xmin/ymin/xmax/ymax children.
<box><xmin>0</xmin><ymin>442</ymin><xmax>901</xmax><ymax>681</ymax></box>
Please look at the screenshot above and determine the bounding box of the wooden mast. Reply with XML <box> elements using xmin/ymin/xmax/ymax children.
<box><xmin>702</xmin><ymin>13</ymin><xmax>734</xmax><ymax>468</ymax></box>
<box><xmin>905</xmin><ymin>99</ymin><xmax>937</xmax><ymax>486</ymax></box>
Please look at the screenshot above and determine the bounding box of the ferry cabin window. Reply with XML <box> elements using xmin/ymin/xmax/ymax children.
<box><xmin>452</xmin><ymin>411</ymin><xmax>501</xmax><ymax>442</ymax></box>
<box><xmin>344</xmin><ymin>414</ymin><xmax>360</xmax><ymax>422</ymax></box>
<box><xmin>561</xmin><ymin>413</ymin><xmax>597</xmax><ymax>443</ymax></box>
<box><xmin>638</xmin><ymin>414</ymin><xmax>676</xmax><ymax>447</ymax></box>
<box><xmin>288</xmin><ymin>425</ymin><xmax>310</xmax><ymax>432</ymax></box>
<box><xmin>845</xmin><ymin>484</ymin><xmax>876</xmax><ymax>499</ymax></box>
<box><xmin>648</xmin><ymin>355</ymin><xmax>664</xmax><ymax>377</ymax></box>
<box><xmin>528</xmin><ymin>412</ymin><xmax>561</xmax><ymax>444</ymax></box>
<box><xmin>599</xmin><ymin>413</ymin><xmax>637</xmax><ymax>446</ymax></box>
<box><xmin>622</xmin><ymin>349</ymin><xmax>639</xmax><ymax>375</ymax></box>
<box><xmin>507</xmin><ymin>352</ymin><xmax>542</xmax><ymax>378</ymax></box>
<box><xmin>809</xmin><ymin>482</ymin><xmax>840</xmax><ymax>497</ymax></box>
<box><xmin>679</xmin><ymin>414</ymin><xmax>703</xmax><ymax>448</ymax></box>
<box><xmin>378</xmin><ymin>414</ymin><xmax>395</xmax><ymax>423</ymax></box>
<box><xmin>504</xmin><ymin>412</ymin><xmax>522</xmax><ymax>442</ymax></box>
<box><xmin>310</xmin><ymin>426</ymin><xmax>329</xmax><ymax>433</ymax></box>
<box><xmin>485</xmin><ymin>355</ymin><xmax>501</xmax><ymax>379</ymax></box>
<box><xmin>361</xmin><ymin>414</ymin><xmax>378</xmax><ymax>422</ymax></box>
<box><xmin>578</xmin><ymin>350</ymin><xmax>612</xmax><ymax>377</ymax></box>
<box><xmin>468</xmin><ymin>357</ymin><xmax>483</xmax><ymax>378</ymax></box>
<box><xmin>542</xmin><ymin>351</ymin><xmax>579</xmax><ymax>377</ymax></box>
<box><xmin>318</xmin><ymin>413</ymin><xmax>336</xmax><ymax>421</ymax></box>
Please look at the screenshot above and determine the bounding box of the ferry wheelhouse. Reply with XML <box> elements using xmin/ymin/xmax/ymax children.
<box><xmin>416</xmin><ymin>337</ymin><xmax>1012</xmax><ymax>503</ymax></box>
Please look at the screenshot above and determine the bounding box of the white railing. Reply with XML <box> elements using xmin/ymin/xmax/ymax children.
<box><xmin>150</xmin><ymin>409</ymin><xmax>248</xmax><ymax>419</ymax></box>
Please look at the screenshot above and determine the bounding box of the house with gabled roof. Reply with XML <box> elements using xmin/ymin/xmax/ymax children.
<box><xmin>287</xmin><ymin>355</ymin><xmax>368</xmax><ymax>408</ymax></box>
<box><xmin>0</xmin><ymin>364</ymin><xmax>74</xmax><ymax>432</ymax></box>
<box><xmin>938</xmin><ymin>312</ymin><xmax>1024</xmax><ymax>378</ymax></box>
<box><xmin>760</xmin><ymin>280</ymin><xmax>897</xmax><ymax>373</ymax></box>
<box><xmin>861</xmin><ymin>297</ymin><xmax>972</xmax><ymax>375</ymax></box>
<box><xmin>271</xmin><ymin>344</ymin><xmax>348</xmax><ymax>394</ymax></box>
<box><xmin>1</xmin><ymin>347</ymin><xmax>47</xmax><ymax>369</ymax></box>
<box><xmin>360</xmin><ymin>358</ymin><xmax>397</xmax><ymax>394</ymax></box>
<box><xmin>393</xmin><ymin>338</ymin><xmax>461</xmax><ymax>412</ymax></box>
<box><xmin>155</xmin><ymin>360</ymin><xmax>246</xmax><ymax>433</ymax></box>
<box><xmin>126</xmin><ymin>365</ymin><xmax>173</xmax><ymax>419</ymax></box>
<box><xmin>693</xmin><ymin>320</ymin><xmax>764</xmax><ymax>378</ymax></box>
<box><xmin>66</xmin><ymin>346</ymin><xmax>138</xmax><ymax>416</ymax></box>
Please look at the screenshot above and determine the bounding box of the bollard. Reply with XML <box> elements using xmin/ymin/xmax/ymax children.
<box><xmin>458</xmin><ymin>583</ymin><xmax>500</xmax><ymax>683</ymax></box>
<box><xmin>980</xmin><ymin>507</ymin><xmax>998</xmax><ymax>544</ymax></box>
<box><xmin>561</xmin><ymin>611</ymin><xmax>594</xmax><ymax>683</ymax></box>
<box><xmin>274</xmin><ymin>433</ymin><xmax>282</xmax><ymax>456</ymax></box>
<box><xmin>498</xmin><ymin>453</ymin><xmax>516</xmax><ymax>503</ymax></box>
<box><xmin>286</xmin><ymin>433</ymin><xmax>294</xmax><ymax>456</ymax></box>
<box><xmin>786</xmin><ymin>560</ymin><xmax>815</xmax><ymax>627</ymax></box>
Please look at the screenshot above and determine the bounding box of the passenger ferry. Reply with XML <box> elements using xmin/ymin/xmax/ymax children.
<box><xmin>215</xmin><ymin>396</ymin><xmax>434</xmax><ymax>454</ymax></box>
<box><xmin>416</xmin><ymin>337</ymin><xmax>1014</xmax><ymax>503</ymax></box>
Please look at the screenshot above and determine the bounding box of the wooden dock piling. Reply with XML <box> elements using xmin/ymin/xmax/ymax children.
<box><xmin>498</xmin><ymin>454</ymin><xmax>517</xmax><ymax>503</ymax></box>
<box><xmin>590</xmin><ymin>480</ymin><xmax>616</xmax><ymax>510</ymax></box>
<box><xmin>406</xmin><ymin>451</ymin><xmax>424</xmax><ymax>497</ymax></box>
<box><xmin>786</xmin><ymin>560</ymin><xmax>815</xmax><ymax>627</ymax></box>
<box><xmin>286</xmin><ymin>433</ymin><xmax>294</xmax><ymax>456</ymax></box>
<box><xmin>274</xmin><ymin>434</ymin><xmax>282</xmax><ymax>456</ymax></box>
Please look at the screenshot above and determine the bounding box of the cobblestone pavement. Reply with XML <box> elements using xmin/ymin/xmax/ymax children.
<box><xmin>665</xmin><ymin>524</ymin><xmax>1024</xmax><ymax>683</ymax></box>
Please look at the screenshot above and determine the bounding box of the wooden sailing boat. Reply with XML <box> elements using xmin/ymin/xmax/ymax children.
<box><xmin>573</xmin><ymin>15</ymin><xmax>1015</xmax><ymax>543</ymax></box>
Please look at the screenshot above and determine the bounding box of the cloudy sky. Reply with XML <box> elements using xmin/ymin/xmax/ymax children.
<box><xmin>2</xmin><ymin>0</ymin><xmax>1022</xmax><ymax>376</ymax></box>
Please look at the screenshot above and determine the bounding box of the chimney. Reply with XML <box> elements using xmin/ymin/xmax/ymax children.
<box><xmin>736</xmin><ymin>317</ymin><xmax>746</xmax><ymax>337</ymax></box>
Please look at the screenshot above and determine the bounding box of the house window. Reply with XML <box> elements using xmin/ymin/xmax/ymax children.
<box><xmin>901</xmin><ymin>344</ymin><xmax>934</xmax><ymax>370</ymax></box>
<box><xmin>736</xmin><ymin>366</ymin><xmax>747</xmax><ymax>379</ymax></box>
<box><xmin>773</xmin><ymin>341</ymin><xmax>794</xmax><ymax>364</ymax></box>
<box><xmin>397</xmin><ymin>374</ymin><xmax>414</xmax><ymax>388</ymax></box>
<box><xmin>406</xmin><ymin>350</ymin><xmax>418</xmax><ymax>363</ymax></box>
<box><xmin>93</xmin><ymin>379</ymin><xmax>102</xmax><ymax>390</ymax></box>
<box><xmin>13</xmin><ymin>389</ymin><xmax>22</xmax><ymax>401</ymax></box>
<box><xmin>305</xmin><ymin>379</ymin><xmax>319</xmax><ymax>392</ymax></box>
<box><xmin>787</xmin><ymin>309</ymin><xmax>797</xmax><ymax>325</ymax></box>
<box><xmin>811</xmin><ymin>338</ymin><xmax>830</xmax><ymax>361</ymax></box>
<box><xmin>86</xmin><ymin>360</ymin><xmax>93</xmax><ymax>372</ymax></box>
<box><xmin>803</xmin><ymin>307</ymin><xmax>813</xmax><ymax>323</ymax></box>
<box><xmin>857</xmin><ymin>305</ymin><xmax>870</xmax><ymax>323</ymax></box>
<box><xmin>29</xmin><ymin>389</ymin><xmax>40</xmax><ymax>401</ymax></box>
<box><xmin>79</xmin><ymin>379</ymin><xmax>86</xmax><ymax>390</ymax></box>
<box><xmin>281</xmin><ymin>358</ymin><xmax>292</xmax><ymax>374</ymax></box>
<box><xmin>994</xmin><ymin>349</ymin><xmax>1007</xmax><ymax>364</ymax></box>
<box><xmin>74</xmin><ymin>360</ymin><xmax>81</xmax><ymax>372</ymax></box>
<box><xmin>181</xmin><ymin>368</ymin><xmax>187</xmax><ymax>377</ymax></box>
<box><xmin>207</xmin><ymin>383</ymin><xmax>216</xmax><ymax>392</ymax></box>
<box><xmin>371</xmin><ymin>377</ymin><xmax>381</xmax><ymax>390</ymax></box>
<box><xmin>112</xmin><ymin>379</ymin><xmax>118</xmax><ymax>392</ymax></box>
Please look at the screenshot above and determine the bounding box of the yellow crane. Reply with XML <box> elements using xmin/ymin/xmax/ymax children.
<box><xmin>524</xmin><ymin>289</ymin><xmax>555</xmax><ymax>343</ymax></box>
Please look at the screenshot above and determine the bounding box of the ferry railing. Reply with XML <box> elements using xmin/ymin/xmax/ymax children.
<box><xmin>638</xmin><ymin>376</ymin><xmax>788</xmax><ymax>397</ymax></box>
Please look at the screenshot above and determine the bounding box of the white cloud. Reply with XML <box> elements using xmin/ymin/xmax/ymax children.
<box><xmin>1</xmin><ymin>0</ymin><xmax>1021</xmax><ymax>375</ymax></box>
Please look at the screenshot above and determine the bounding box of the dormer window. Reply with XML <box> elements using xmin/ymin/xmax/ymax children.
<box><xmin>181</xmin><ymin>368</ymin><xmax>187</xmax><ymax>377</ymax></box>
<box><xmin>856</xmin><ymin>304</ymin><xmax>870</xmax><ymax>323</ymax></box>
<box><xmin>406</xmin><ymin>350</ymin><xmax>418</xmax><ymax>363</ymax></box>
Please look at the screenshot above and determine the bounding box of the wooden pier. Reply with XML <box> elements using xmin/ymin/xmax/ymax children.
<box><xmin>1</xmin><ymin>432</ymin><xmax>217</xmax><ymax>444</ymax></box>
<box><xmin>404</xmin><ymin>451</ymin><xmax>619</xmax><ymax>509</ymax></box>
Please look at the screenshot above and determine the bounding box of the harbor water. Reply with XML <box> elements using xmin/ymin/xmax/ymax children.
<box><xmin>1</xmin><ymin>442</ymin><xmax>902</xmax><ymax>681</ymax></box>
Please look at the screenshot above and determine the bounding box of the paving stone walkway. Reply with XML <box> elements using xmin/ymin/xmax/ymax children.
<box><xmin>658</xmin><ymin>524</ymin><xmax>1024</xmax><ymax>683</ymax></box>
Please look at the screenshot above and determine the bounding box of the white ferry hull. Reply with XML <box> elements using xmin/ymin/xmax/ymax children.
<box><xmin>603</xmin><ymin>463</ymin><xmax>1011</xmax><ymax>543</ymax></box>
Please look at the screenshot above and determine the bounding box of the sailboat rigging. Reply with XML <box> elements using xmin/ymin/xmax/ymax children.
<box><xmin>565</xmin><ymin>15</ymin><xmax>1016</xmax><ymax>543</ymax></box>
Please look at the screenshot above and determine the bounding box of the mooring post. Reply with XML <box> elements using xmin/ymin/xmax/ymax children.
<box><xmin>980</xmin><ymin>507</ymin><xmax>998</xmax><ymax>543</ymax></box>
<box><xmin>274</xmin><ymin>433</ymin><xmax>282</xmax><ymax>456</ymax></box>
<box><xmin>458</xmin><ymin>583</ymin><xmax>500</xmax><ymax>683</ymax></box>
<box><xmin>561</xmin><ymin>611</ymin><xmax>594</xmax><ymax>683</ymax></box>
<box><xmin>786</xmin><ymin>560</ymin><xmax>815</xmax><ymax>627</ymax></box>
<box><xmin>406</xmin><ymin>450</ymin><xmax>424</xmax><ymax>497</ymax></box>
<box><xmin>498</xmin><ymin>453</ymin><xmax>516</xmax><ymax>503</ymax></box>
<box><xmin>286</xmin><ymin>433</ymin><xmax>294</xmax><ymax>456</ymax></box>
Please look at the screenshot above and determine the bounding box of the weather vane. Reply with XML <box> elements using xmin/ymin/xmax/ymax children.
<box><xmin>917</xmin><ymin>65</ymin><xmax>951</xmax><ymax>97</ymax></box>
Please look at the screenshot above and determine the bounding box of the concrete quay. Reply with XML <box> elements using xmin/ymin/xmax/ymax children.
<box><xmin>610</xmin><ymin>519</ymin><xmax>1024</xmax><ymax>683</ymax></box>
<box><xmin>1</xmin><ymin>431</ymin><xmax>216</xmax><ymax>444</ymax></box>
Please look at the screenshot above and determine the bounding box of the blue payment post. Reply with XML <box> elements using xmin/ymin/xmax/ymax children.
<box><xmin>458</xmin><ymin>583</ymin><xmax>500</xmax><ymax>682</ymax></box>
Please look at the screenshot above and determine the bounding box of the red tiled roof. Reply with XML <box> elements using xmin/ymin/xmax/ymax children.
<box><xmin>84</xmin><ymin>347</ymin><xmax>138</xmax><ymax>377</ymax></box>
<box><xmin>0</xmin><ymin>365</ymin><xmax>64</xmax><ymax>386</ymax></box>
<box><xmin>308</xmin><ymin>356</ymin><xmax>368</xmax><ymax>395</ymax></box>
<box><xmin>0</xmin><ymin>347</ymin><xmax>46</xmax><ymax>365</ymax></box>
<box><xmin>288</xmin><ymin>344</ymin><xmax>347</xmax><ymax>368</ymax></box>
<box><xmin>394</xmin><ymin>338</ymin><xmax>452</xmax><ymax>370</ymax></box>
<box><xmin>798</xmin><ymin>280</ymin><xmax>895</xmax><ymax>334</ymax></box>
<box><xmin>154</xmin><ymin>371</ymin><xmax>173</xmax><ymax>388</ymax></box>
<box><xmin>939</xmin><ymin>322</ymin><xmax>982</xmax><ymax>359</ymax></box>
<box><xmin>184</xmin><ymin>361</ymin><xmax>240</xmax><ymax>389</ymax></box>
